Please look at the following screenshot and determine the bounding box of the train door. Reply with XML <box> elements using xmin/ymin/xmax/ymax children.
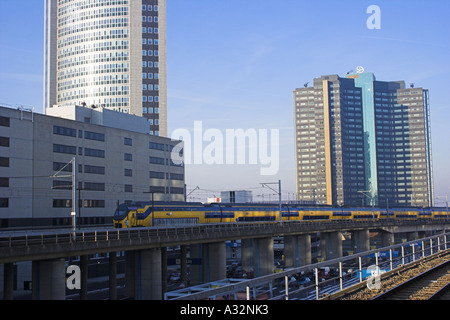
<box><xmin>129</xmin><ymin>211</ymin><xmax>136</xmax><ymax>227</ymax></box>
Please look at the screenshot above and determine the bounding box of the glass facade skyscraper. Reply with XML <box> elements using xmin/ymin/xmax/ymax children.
<box><xmin>293</xmin><ymin>72</ymin><xmax>433</xmax><ymax>207</ymax></box>
<box><xmin>44</xmin><ymin>0</ymin><xmax>167</xmax><ymax>136</ymax></box>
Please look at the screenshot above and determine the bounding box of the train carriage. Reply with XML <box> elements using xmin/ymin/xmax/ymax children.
<box><xmin>113</xmin><ymin>201</ymin><xmax>448</xmax><ymax>228</ymax></box>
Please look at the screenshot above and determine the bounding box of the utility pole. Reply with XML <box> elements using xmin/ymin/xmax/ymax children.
<box><xmin>50</xmin><ymin>157</ymin><xmax>77</xmax><ymax>239</ymax></box>
<box><xmin>358</xmin><ymin>189</ymin><xmax>375</xmax><ymax>219</ymax></box>
<box><xmin>143</xmin><ymin>190</ymin><xmax>155</xmax><ymax>226</ymax></box>
<box><xmin>261</xmin><ymin>180</ymin><xmax>282</xmax><ymax>222</ymax></box>
<box><xmin>71</xmin><ymin>157</ymin><xmax>77</xmax><ymax>239</ymax></box>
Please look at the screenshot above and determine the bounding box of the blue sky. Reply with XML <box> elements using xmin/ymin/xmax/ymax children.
<box><xmin>1</xmin><ymin>0</ymin><xmax>449</xmax><ymax>203</ymax></box>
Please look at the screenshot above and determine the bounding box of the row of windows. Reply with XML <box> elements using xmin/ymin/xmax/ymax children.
<box><xmin>57</xmin><ymin>1</ymin><xmax>129</xmax><ymax>16</ymax></box>
<box><xmin>57</xmin><ymin>41</ymin><xmax>128</xmax><ymax>59</ymax></box>
<box><xmin>142</xmin><ymin>96</ymin><xmax>159</xmax><ymax>103</ymax></box>
<box><xmin>53</xmin><ymin>199</ymin><xmax>105</xmax><ymax>208</ymax></box>
<box><xmin>57</xmin><ymin>18</ymin><xmax>128</xmax><ymax>38</ymax></box>
<box><xmin>142</xmin><ymin>27</ymin><xmax>158</xmax><ymax>34</ymax></box>
<box><xmin>58</xmin><ymin>63</ymin><xmax>129</xmax><ymax>80</ymax></box>
<box><xmin>54</xmin><ymin>126</ymin><xmax>106</xmax><ymax>141</ymax></box>
<box><xmin>142</xmin><ymin>16</ymin><xmax>158</xmax><ymax>23</ymax></box>
<box><xmin>58</xmin><ymin>30</ymin><xmax>129</xmax><ymax>49</ymax></box>
<box><xmin>58</xmin><ymin>7</ymin><xmax>129</xmax><ymax>28</ymax></box>
<box><xmin>142</xmin><ymin>5</ymin><xmax>158</xmax><ymax>12</ymax></box>
<box><xmin>53</xmin><ymin>144</ymin><xmax>105</xmax><ymax>158</ymax></box>
<box><xmin>58</xmin><ymin>52</ymin><xmax>129</xmax><ymax>71</ymax></box>
<box><xmin>149</xmin><ymin>172</ymin><xmax>184</xmax><ymax>181</ymax></box>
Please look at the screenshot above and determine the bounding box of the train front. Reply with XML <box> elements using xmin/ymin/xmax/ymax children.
<box><xmin>113</xmin><ymin>203</ymin><xmax>133</xmax><ymax>228</ymax></box>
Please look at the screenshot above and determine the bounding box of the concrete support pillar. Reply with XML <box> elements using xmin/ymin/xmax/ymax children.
<box><xmin>125</xmin><ymin>251</ymin><xmax>135</xmax><ymax>299</ymax></box>
<box><xmin>407</xmin><ymin>231</ymin><xmax>419</xmax><ymax>242</ymax></box>
<box><xmin>80</xmin><ymin>255</ymin><xmax>88</xmax><ymax>300</ymax></box>
<box><xmin>189</xmin><ymin>244</ymin><xmax>202</xmax><ymax>285</ymax></box>
<box><xmin>203</xmin><ymin>242</ymin><xmax>226</xmax><ymax>282</ymax></box>
<box><xmin>381</xmin><ymin>231</ymin><xmax>395</xmax><ymax>247</ymax></box>
<box><xmin>180</xmin><ymin>245</ymin><xmax>188</xmax><ymax>287</ymax></box>
<box><xmin>284</xmin><ymin>234</ymin><xmax>311</xmax><ymax>268</ymax></box>
<box><xmin>320</xmin><ymin>232</ymin><xmax>342</xmax><ymax>260</ymax></box>
<box><xmin>135</xmin><ymin>249</ymin><xmax>162</xmax><ymax>300</ymax></box>
<box><xmin>32</xmin><ymin>258</ymin><xmax>66</xmax><ymax>300</ymax></box>
<box><xmin>241</xmin><ymin>237</ymin><xmax>274</xmax><ymax>277</ymax></box>
<box><xmin>3</xmin><ymin>263</ymin><xmax>14</xmax><ymax>300</ymax></box>
<box><xmin>161</xmin><ymin>247</ymin><xmax>167</xmax><ymax>294</ymax></box>
<box><xmin>352</xmin><ymin>230</ymin><xmax>370</xmax><ymax>253</ymax></box>
<box><xmin>109</xmin><ymin>252</ymin><xmax>117</xmax><ymax>300</ymax></box>
<box><xmin>189</xmin><ymin>242</ymin><xmax>226</xmax><ymax>284</ymax></box>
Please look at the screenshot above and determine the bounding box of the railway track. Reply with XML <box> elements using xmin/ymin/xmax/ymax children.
<box><xmin>339</xmin><ymin>250</ymin><xmax>450</xmax><ymax>300</ymax></box>
<box><xmin>372</xmin><ymin>259</ymin><xmax>450</xmax><ymax>300</ymax></box>
<box><xmin>428</xmin><ymin>282</ymin><xmax>450</xmax><ymax>300</ymax></box>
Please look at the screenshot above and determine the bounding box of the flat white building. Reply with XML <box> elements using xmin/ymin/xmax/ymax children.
<box><xmin>220</xmin><ymin>190</ymin><xmax>253</xmax><ymax>203</ymax></box>
<box><xmin>0</xmin><ymin>105</ymin><xmax>184</xmax><ymax>229</ymax></box>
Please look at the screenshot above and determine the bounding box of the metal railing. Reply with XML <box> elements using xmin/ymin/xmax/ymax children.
<box><xmin>0</xmin><ymin>219</ymin><xmax>448</xmax><ymax>249</ymax></box>
<box><xmin>168</xmin><ymin>232</ymin><xmax>450</xmax><ymax>300</ymax></box>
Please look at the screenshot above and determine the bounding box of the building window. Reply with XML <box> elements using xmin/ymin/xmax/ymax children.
<box><xmin>83</xmin><ymin>200</ymin><xmax>105</xmax><ymax>208</ymax></box>
<box><xmin>170</xmin><ymin>187</ymin><xmax>184</xmax><ymax>195</ymax></box>
<box><xmin>53</xmin><ymin>144</ymin><xmax>76</xmax><ymax>155</ymax></box>
<box><xmin>124</xmin><ymin>169</ymin><xmax>133</xmax><ymax>177</ymax></box>
<box><xmin>124</xmin><ymin>153</ymin><xmax>132</xmax><ymax>161</ymax></box>
<box><xmin>84</xmin><ymin>131</ymin><xmax>105</xmax><ymax>142</ymax></box>
<box><xmin>52</xmin><ymin>180</ymin><xmax>72</xmax><ymax>190</ymax></box>
<box><xmin>84</xmin><ymin>182</ymin><xmax>105</xmax><ymax>191</ymax></box>
<box><xmin>0</xmin><ymin>157</ymin><xmax>9</xmax><ymax>167</ymax></box>
<box><xmin>149</xmin><ymin>186</ymin><xmax>165</xmax><ymax>193</ymax></box>
<box><xmin>170</xmin><ymin>173</ymin><xmax>184</xmax><ymax>181</ymax></box>
<box><xmin>0</xmin><ymin>116</ymin><xmax>10</xmax><ymax>127</ymax></box>
<box><xmin>149</xmin><ymin>156</ymin><xmax>165</xmax><ymax>165</ymax></box>
<box><xmin>53</xmin><ymin>126</ymin><xmax>76</xmax><ymax>137</ymax></box>
<box><xmin>124</xmin><ymin>184</ymin><xmax>133</xmax><ymax>192</ymax></box>
<box><xmin>53</xmin><ymin>199</ymin><xmax>72</xmax><ymax>208</ymax></box>
<box><xmin>0</xmin><ymin>198</ymin><xmax>8</xmax><ymax>208</ymax></box>
<box><xmin>53</xmin><ymin>162</ymin><xmax>72</xmax><ymax>172</ymax></box>
<box><xmin>0</xmin><ymin>178</ymin><xmax>9</xmax><ymax>188</ymax></box>
<box><xmin>149</xmin><ymin>142</ymin><xmax>164</xmax><ymax>150</ymax></box>
<box><xmin>0</xmin><ymin>137</ymin><xmax>10</xmax><ymax>148</ymax></box>
<box><xmin>124</xmin><ymin>137</ymin><xmax>132</xmax><ymax>146</ymax></box>
<box><xmin>149</xmin><ymin>171</ymin><xmax>165</xmax><ymax>179</ymax></box>
<box><xmin>84</xmin><ymin>165</ymin><xmax>105</xmax><ymax>175</ymax></box>
<box><xmin>84</xmin><ymin>148</ymin><xmax>105</xmax><ymax>158</ymax></box>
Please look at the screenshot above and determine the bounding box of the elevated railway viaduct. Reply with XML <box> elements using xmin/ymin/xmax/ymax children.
<box><xmin>0</xmin><ymin>219</ymin><xmax>448</xmax><ymax>299</ymax></box>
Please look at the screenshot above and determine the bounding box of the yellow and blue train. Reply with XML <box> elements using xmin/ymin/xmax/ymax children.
<box><xmin>113</xmin><ymin>201</ymin><xmax>449</xmax><ymax>228</ymax></box>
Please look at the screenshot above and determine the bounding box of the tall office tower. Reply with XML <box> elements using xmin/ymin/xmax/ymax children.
<box><xmin>44</xmin><ymin>0</ymin><xmax>167</xmax><ymax>136</ymax></box>
<box><xmin>293</xmin><ymin>72</ymin><xmax>433</xmax><ymax>207</ymax></box>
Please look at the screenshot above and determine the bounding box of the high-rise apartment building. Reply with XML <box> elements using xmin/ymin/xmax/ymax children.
<box><xmin>293</xmin><ymin>72</ymin><xmax>433</xmax><ymax>207</ymax></box>
<box><xmin>44</xmin><ymin>0</ymin><xmax>167</xmax><ymax>136</ymax></box>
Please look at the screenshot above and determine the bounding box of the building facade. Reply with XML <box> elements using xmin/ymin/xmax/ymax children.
<box><xmin>293</xmin><ymin>72</ymin><xmax>433</xmax><ymax>207</ymax></box>
<box><xmin>44</xmin><ymin>0</ymin><xmax>167</xmax><ymax>136</ymax></box>
<box><xmin>0</xmin><ymin>105</ymin><xmax>184</xmax><ymax>229</ymax></box>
